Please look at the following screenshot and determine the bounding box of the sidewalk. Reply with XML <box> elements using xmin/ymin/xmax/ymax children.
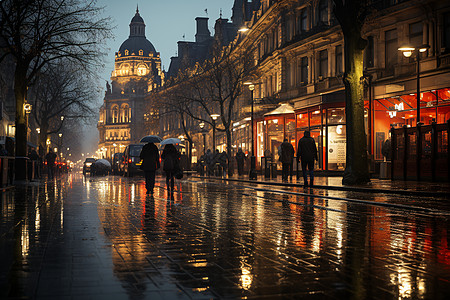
<box><xmin>195</xmin><ymin>172</ymin><xmax>450</xmax><ymax>198</ymax></box>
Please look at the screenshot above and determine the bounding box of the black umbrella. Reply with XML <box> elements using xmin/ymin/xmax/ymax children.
<box><xmin>139</xmin><ymin>135</ymin><xmax>162</xmax><ymax>143</ymax></box>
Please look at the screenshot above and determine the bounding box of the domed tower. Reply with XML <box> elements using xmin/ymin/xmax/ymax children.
<box><xmin>98</xmin><ymin>8</ymin><xmax>164</xmax><ymax>159</ymax></box>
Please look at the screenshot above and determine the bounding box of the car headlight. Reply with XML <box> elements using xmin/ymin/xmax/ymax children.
<box><xmin>86</xmin><ymin>162</ymin><xmax>92</xmax><ymax>167</ymax></box>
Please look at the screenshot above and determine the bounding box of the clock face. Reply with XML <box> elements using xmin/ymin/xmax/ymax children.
<box><xmin>137</xmin><ymin>65</ymin><xmax>147</xmax><ymax>76</ymax></box>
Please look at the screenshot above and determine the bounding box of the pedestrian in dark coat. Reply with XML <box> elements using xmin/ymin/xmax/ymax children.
<box><xmin>218</xmin><ymin>150</ymin><xmax>228</xmax><ymax>178</ymax></box>
<box><xmin>205</xmin><ymin>149</ymin><xmax>213</xmax><ymax>176</ymax></box>
<box><xmin>296</xmin><ymin>131</ymin><xmax>318</xmax><ymax>186</ymax></box>
<box><xmin>161</xmin><ymin>144</ymin><xmax>181</xmax><ymax>194</ymax></box>
<box><xmin>280</xmin><ymin>139</ymin><xmax>295</xmax><ymax>181</ymax></box>
<box><xmin>235</xmin><ymin>148</ymin><xmax>245</xmax><ymax>176</ymax></box>
<box><xmin>45</xmin><ymin>149</ymin><xmax>57</xmax><ymax>180</ymax></box>
<box><xmin>139</xmin><ymin>142</ymin><xmax>160</xmax><ymax>195</ymax></box>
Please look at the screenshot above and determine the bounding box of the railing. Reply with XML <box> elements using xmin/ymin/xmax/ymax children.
<box><xmin>391</xmin><ymin>120</ymin><xmax>449</xmax><ymax>181</ymax></box>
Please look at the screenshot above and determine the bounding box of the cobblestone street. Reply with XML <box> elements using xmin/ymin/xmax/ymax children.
<box><xmin>1</xmin><ymin>173</ymin><xmax>450</xmax><ymax>299</ymax></box>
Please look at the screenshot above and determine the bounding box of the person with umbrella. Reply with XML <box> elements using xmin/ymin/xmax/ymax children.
<box><xmin>140</xmin><ymin>141</ymin><xmax>160</xmax><ymax>195</ymax></box>
<box><xmin>161</xmin><ymin>143</ymin><xmax>180</xmax><ymax>195</ymax></box>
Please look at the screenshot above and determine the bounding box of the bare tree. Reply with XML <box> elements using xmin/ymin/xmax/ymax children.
<box><xmin>164</xmin><ymin>47</ymin><xmax>250</xmax><ymax>174</ymax></box>
<box><xmin>0</xmin><ymin>0</ymin><xmax>111</xmax><ymax>178</ymax></box>
<box><xmin>333</xmin><ymin>0</ymin><xmax>370</xmax><ymax>185</ymax></box>
<box><xmin>30</xmin><ymin>59</ymin><xmax>99</xmax><ymax>155</ymax></box>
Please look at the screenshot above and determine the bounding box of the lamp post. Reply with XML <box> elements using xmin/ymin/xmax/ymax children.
<box><xmin>398</xmin><ymin>44</ymin><xmax>429</xmax><ymax>181</ymax></box>
<box><xmin>210</xmin><ymin>114</ymin><xmax>220</xmax><ymax>151</ymax></box>
<box><xmin>398</xmin><ymin>44</ymin><xmax>430</xmax><ymax>126</ymax></box>
<box><xmin>244</xmin><ymin>82</ymin><xmax>257</xmax><ymax>180</ymax></box>
<box><xmin>58</xmin><ymin>133</ymin><xmax>63</xmax><ymax>151</ymax></box>
<box><xmin>199</xmin><ymin>122</ymin><xmax>206</xmax><ymax>155</ymax></box>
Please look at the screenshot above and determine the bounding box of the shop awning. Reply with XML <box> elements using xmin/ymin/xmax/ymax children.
<box><xmin>264</xmin><ymin>103</ymin><xmax>295</xmax><ymax>116</ymax></box>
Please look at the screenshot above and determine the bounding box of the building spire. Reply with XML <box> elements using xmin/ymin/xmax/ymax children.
<box><xmin>136</xmin><ymin>3</ymin><xmax>139</xmax><ymax>14</ymax></box>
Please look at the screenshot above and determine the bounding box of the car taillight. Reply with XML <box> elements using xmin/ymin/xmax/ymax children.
<box><xmin>128</xmin><ymin>158</ymin><xmax>132</xmax><ymax>163</ymax></box>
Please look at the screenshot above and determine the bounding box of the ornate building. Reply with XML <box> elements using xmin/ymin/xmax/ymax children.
<box><xmin>97</xmin><ymin>8</ymin><xmax>164</xmax><ymax>159</ymax></box>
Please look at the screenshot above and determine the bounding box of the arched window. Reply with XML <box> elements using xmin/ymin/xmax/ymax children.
<box><xmin>111</xmin><ymin>105</ymin><xmax>119</xmax><ymax>123</ymax></box>
<box><xmin>125</xmin><ymin>49</ymin><xmax>129</xmax><ymax>55</ymax></box>
<box><xmin>121</xmin><ymin>104</ymin><xmax>129</xmax><ymax>123</ymax></box>
<box><xmin>121</xmin><ymin>63</ymin><xmax>130</xmax><ymax>75</ymax></box>
<box><xmin>137</xmin><ymin>64</ymin><xmax>147</xmax><ymax>76</ymax></box>
<box><xmin>139</xmin><ymin>49</ymin><xmax>143</xmax><ymax>56</ymax></box>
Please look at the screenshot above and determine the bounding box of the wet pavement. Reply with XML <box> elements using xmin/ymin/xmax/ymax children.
<box><xmin>1</xmin><ymin>173</ymin><xmax>449</xmax><ymax>299</ymax></box>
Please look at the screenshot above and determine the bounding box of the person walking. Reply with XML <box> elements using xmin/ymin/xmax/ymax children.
<box><xmin>161</xmin><ymin>144</ymin><xmax>180</xmax><ymax>194</ymax></box>
<box><xmin>139</xmin><ymin>142</ymin><xmax>160</xmax><ymax>195</ymax></box>
<box><xmin>280</xmin><ymin>138</ymin><xmax>295</xmax><ymax>181</ymax></box>
<box><xmin>205</xmin><ymin>149</ymin><xmax>213</xmax><ymax>176</ymax></box>
<box><xmin>218</xmin><ymin>150</ymin><xmax>228</xmax><ymax>178</ymax></box>
<box><xmin>45</xmin><ymin>149</ymin><xmax>57</xmax><ymax>180</ymax></box>
<box><xmin>235</xmin><ymin>148</ymin><xmax>245</xmax><ymax>176</ymax></box>
<box><xmin>296</xmin><ymin>131</ymin><xmax>318</xmax><ymax>187</ymax></box>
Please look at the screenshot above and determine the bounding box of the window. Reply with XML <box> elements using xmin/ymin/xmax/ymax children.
<box><xmin>112</xmin><ymin>106</ymin><xmax>119</xmax><ymax>123</ymax></box>
<box><xmin>139</xmin><ymin>49</ymin><xmax>143</xmax><ymax>56</ymax></box>
<box><xmin>300</xmin><ymin>56</ymin><xmax>308</xmax><ymax>85</ymax></box>
<box><xmin>124</xmin><ymin>49</ymin><xmax>129</xmax><ymax>55</ymax></box>
<box><xmin>409</xmin><ymin>22</ymin><xmax>423</xmax><ymax>46</ymax></box>
<box><xmin>300</xmin><ymin>8</ymin><xmax>308</xmax><ymax>32</ymax></box>
<box><xmin>444</xmin><ymin>12</ymin><xmax>450</xmax><ymax>52</ymax></box>
<box><xmin>335</xmin><ymin>45</ymin><xmax>343</xmax><ymax>75</ymax></box>
<box><xmin>319</xmin><ymin>50</ymin><xmax>328</xmax><ymax>78</ymax></box>
<box><xmin>365</xmin><ymin>36</ymin><xmax>374</xmax><ymax>68</ymax></box>
<box><xmin>318</xmin><ymin>0</ymin><xmax>328</xmax><ymax>25</ymax></box>
<box><xmin>121</xmin><ymin>104</ymin><xmax>129</xmax><ymax>123</ymax></box>
<box><xmin>286</xmin><ymin>15</ymin><xmax>294</xmax><ymax>41</ymax></box>
<box><xmin>385</xmin><ymin>29</ymin><xmax>398</xmax><ymax>74</ymax></box>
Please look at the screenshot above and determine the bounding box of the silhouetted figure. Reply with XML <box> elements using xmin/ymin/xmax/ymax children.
<box><xmin>236</xmin><ymin>148</ymin><xmax>245</xmax><ymax>176</ymax></box>
<box><xmin>161</xmin><ymin>144</ymin><xmax>180</xmax><ymax>194</ymax></box>
<box><xmin>280</xmin><ymin>139</ymin><xmax>295</xmax><ymax>181</ymax></box>
<box><xmin>296</xmin><ymin>131</ymin><xmax>318</xmax><ymax>187</ymax></box>
<box><xmin>140</xmin><ymin>142</ymin><xmax>160</xmax><ymax>195</ymax></box>
<box><xmin>45</xmin><ymin>149</ymin><xmax>57</xmax><ymax>180</ymax></box>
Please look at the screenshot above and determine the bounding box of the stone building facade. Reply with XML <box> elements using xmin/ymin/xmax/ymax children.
<box><xmin>97</xmin><ymin>8</ymin><xmax>164</xmax><ymax>159</ymax></box>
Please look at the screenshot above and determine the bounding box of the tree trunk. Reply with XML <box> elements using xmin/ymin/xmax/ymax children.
<box><xmin>226</xmin><ymin>128</ymin><xmax>233</xmax><ymax>176</ymax></box>
<box><xmin>342</xmin><ymin>31</ymin><xmax>370</xmax><ymax>185</ymax></box>
<box><xmin>14</xmin><ymin>64</ymin><xmax>28</xmax><ymax>158</ymax></box>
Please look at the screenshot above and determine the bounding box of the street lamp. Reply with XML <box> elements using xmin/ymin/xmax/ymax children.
<box><xmin>398</xmin><ymin>44</ymin><xmax>430</xmax><ymax>126</ymax></box>
<box><xmin>199</xmin><ymin>122</ymin><xmax>207</xmax><ymax>155</ymax></box>
<box><xmin>244</xmin><ymin>81</ymin><xmax>257</xmax><ymax>180</ymax></box>
<box><xmin>210</xmin><ymin>114</ymin><xmax>220</xmax><ymax>151</ymax></box>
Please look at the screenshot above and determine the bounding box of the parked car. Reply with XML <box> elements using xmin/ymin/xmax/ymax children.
<box><xmin>112</xmin><ymin>152</ymin><xmax>123</xmax><ymax>175</ymax></box>
<box><xmin>82</xmin><ymin>158</ymin><xmax>96</xmax><ymax>175</ymax></box>
<box><xmin>122</xmin><ymin>144</ymin><xmax>144</xmax><ymax>177</ymax></box>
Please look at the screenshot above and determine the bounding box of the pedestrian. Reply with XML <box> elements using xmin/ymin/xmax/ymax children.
<box><xmin>219</xmin><ymin>150</ymin><xmax>228</xmax><ymax>178</ymax></box>
<box><xmin>205</xmin><ymin>149</ymin><xmax>213</xmax><ymax>176</ymax></box>
<box><xmin>139</xmin><ymin>142</ymin><xmax>160</xmax><ymax>195</ymax></box>
<box><xmin>28</xmin><ymin>147</ymin><xmax>40</xmax><ymax>178</ymax></box>
<box><xmin>235</xmin><ymin>148</ymin><xmax>245</xmax><ymax>176</ymax></box>
<box><xmin>45</xmin><ymin>149</ymin><xmax>57</xmax><ymax>180</ymax></box>
<box><xmin>213</xmin><ymin>149</ymin><xmax>220</xmax><ymax>176</ymax></box>
<box><xmin>161</xmin><ymin>144</ymin><xmax>181</xmax><ymax>194</ymax></box>
<box><xmin>296</xmin><ymin>131</ymin><xmax>318</xmax><ymax>187</ymax></box>
<box><xmin>280</xmin><ymin>138</ymin><xmax>295</xmax><ymax>181</ymax></box>
<box><xmin>382</xmin><ymin>138</ymin><xmax>391</xmax><ymax>161</ymax></box>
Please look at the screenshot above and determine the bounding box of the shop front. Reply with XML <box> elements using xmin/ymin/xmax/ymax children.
<box><xmin>370</xmin><ymin>87</ymin><xmax>450</xmax><ymax>162</ymax></box>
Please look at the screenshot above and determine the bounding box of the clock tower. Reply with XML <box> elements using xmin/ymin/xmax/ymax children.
<box><xmin>98</xmin><ymin>7</ymin><xmax>164</xmax><ymax>159</ymax></box>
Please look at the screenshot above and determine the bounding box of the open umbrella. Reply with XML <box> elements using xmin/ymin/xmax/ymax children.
<box><xmin>160</xmin><ymin>138</ymin><xmax>182</xmax><ymax>145</ymax></box>
<box><xmin>140</xmin><ymin>135</ymin><xmax>162</xmax><ymax>143</ymax></box>
<box><xmin>94</xmin><ymin>159</ymin><xmax>111</xmax><ymax>168</ymax></box>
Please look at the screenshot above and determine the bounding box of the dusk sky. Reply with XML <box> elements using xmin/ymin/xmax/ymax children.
<box><xmin>81</xmin><ymin>0</ymin><xmax>235</xmax><ymax>154</ymax></box>
<box><xmin>96</xmin><ymin>0</ymin><xmax>235</xmax><ymax>88</ymax></box>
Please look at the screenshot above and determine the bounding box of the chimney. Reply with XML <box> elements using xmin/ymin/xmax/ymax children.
<box><xmin>195</xmin><ymin>17</ymin><xmax>211</xmax><ymax>43</ymax></box>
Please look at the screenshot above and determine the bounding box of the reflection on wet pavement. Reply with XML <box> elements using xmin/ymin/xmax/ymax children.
<box><xmin>1</xmin><ymin>174</ymin><xmax>449</xmax><ymax>299</ymax></box>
